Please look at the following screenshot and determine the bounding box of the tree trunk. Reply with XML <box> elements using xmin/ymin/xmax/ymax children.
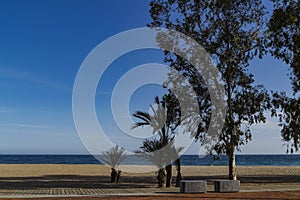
<box><xmin>228</xmin><ymin>150</ymin><xmax>237</xmax><ymax>180</ymax></box>
<box><xmin>165</xmin><ymin>164</ymin><xmax>172</xmax><ymax>187</ymax></box>
<box><xmin>111</xmin><ymin>168</ymin><xmax>117</xmax><ymax>183</ymax></box>
<box><xmin>175</xmin><ymin>158</ymin><xmax>182</xmax><ymax>187</ymax></box>
<box><xmin>111</xmin><ymin>168</ymin><xmax>121</xmax><ymax>183</ymax></box>
<box><xmin>115</xmin><ymin>170</ymin><xmax>121</xmax><ymax>183</ymax></box>
<box><xmin>157</xmin><ymin>168</ymin><xmax>165</xmax><ymax>187</ymax></box>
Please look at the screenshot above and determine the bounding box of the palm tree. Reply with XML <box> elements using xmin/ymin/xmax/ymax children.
<box><xmin>135</xmin><ymin>138</ymin><xmax>169</xmax><ymax>187</ymax></box>
<box><xmin>132</xmin><ymin>93</ymin><xmax>182</xmax><ymax>187</ymax></box>
<box><xmin>100</xmin><ymin>145</ymin><xmax>127</xmax><ymax>183</ymax></box>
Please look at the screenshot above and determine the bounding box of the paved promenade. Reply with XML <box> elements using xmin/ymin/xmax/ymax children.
<box><xmin>0</xmin><ymin>188</ymin><xmax>177</xmax><ymax>198</ymax></box>
<box><xmin>0</xmin><ymin>188</ymin><xmax>300</xmax><ymax>199</ymax></box>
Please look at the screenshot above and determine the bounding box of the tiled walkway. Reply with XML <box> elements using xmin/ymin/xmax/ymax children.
<box><xmin>2</xmin><ymin>185</ymin><xmax>300</xmax><ymax>198</ymax></box>
<box><xmin>0</xmin><ymin>189</ymin><xmax>300</xmax><ymax>200</ymax></box>
<box><xmin>0</xmin><ymin>188</ymin><xmax>178</xmax><ymax>198</ymax></box>
<box><xmin>0</xmin><ymin>186</ymin><xmax>300</xmax><ymax>199</ymax></box>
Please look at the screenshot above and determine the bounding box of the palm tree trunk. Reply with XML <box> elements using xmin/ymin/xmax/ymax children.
<box><xmin>157</xmin><ymin>168</ymin><xmax>165</xmax><ymax>187</ymax></box>
<box><xmin>115</xmin><ymin>170</ymin><xmax>121</xmax><ymax>183</ymax></box>
<box><xmin>175</xmin><ymin>158</ymin><xmax>182</xmax><ymax>187</ymax></box>
<box><xmin>111</xmin><ymin>168</ymin><xmax>117</xmax><ymax>183</ymax></box>
<box><xmin>165</xmin><ymin>164</ymin><xmax>172</xmax><ymax>187</ymax></box>
<box><xmin>111</xmin><ymin>169</ymin><xmax>122</xmax><ymax>183</ymax></box>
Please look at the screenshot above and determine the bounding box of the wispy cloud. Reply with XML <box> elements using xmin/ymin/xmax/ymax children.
<box><xmin>0</xmin><ymin>67</ymin><xmax>71</xmax><ymax>92</ymax></box>
<box><xmin>0</xmin><ymin>123</ymin><xmax>52</xmax><ymax>129</ymax></box>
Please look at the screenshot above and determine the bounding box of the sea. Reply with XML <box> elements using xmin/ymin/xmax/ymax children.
<box><xmin>0</xmin><ymin>154</ymin><xmax>299</xmax><ymax>166</ymax></box>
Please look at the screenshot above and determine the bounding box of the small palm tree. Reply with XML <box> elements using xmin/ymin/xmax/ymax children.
<box><xmin>132</xmin><ymin>94</ymin><xmax>182</xmax><ymax>188</ymax></box>
<box><xmin>135</xmin><ymin>138</ymin><xmax>170</xmax><ymax>187</ymax></box>
<box><xmin>100</xmin><ymin>145</ymin><xmax>127</xmax><ymax>183</ymax></box>
<box><xmin>138</xmin><ymin>139</ymin><xmax>183</xmax><ymax>187</ymax></box>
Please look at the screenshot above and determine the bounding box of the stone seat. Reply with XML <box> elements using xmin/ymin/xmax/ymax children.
<box><xmin>180</xmin><ymin>180</ymin><xmax>207</xmax><ymax>193</ymax></box>
<box><xmin>213</xmin><ymin>179</ymin><xmax>240</xmax><ymax>193</ymax></box>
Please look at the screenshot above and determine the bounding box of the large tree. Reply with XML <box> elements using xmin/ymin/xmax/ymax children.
<box><xmin>149</xmin><ymin>0</ymin><xmax>270</xmax><ymax>180</ymax></box>
<box><xmin>268</xmin><ymin>0</ymin><xmax>300</xmax><ymax>152</ymax></box>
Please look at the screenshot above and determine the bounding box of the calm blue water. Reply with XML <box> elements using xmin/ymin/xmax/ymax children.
<box><xmin>0</xmin><ymin>155</ymin><xmax>299</xmax><ymax>166</ymax></box>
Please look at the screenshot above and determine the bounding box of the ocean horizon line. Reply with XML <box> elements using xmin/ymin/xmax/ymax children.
<box><xmin>0</xmin><ymin>154</ymin><xmax>298</xmax><ymax>166</ymax></box>
<box><xmin>0</xmin><ymin>153</ymin><xmax>297</xmax><ymax>156</ymax></box>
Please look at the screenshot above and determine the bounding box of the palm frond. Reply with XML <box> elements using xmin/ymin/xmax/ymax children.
<box><xmin>131</xmin><ymin>122</ymin><xmax>150</xmax><ymax>129</ymax></box>
<box><xmin>100</xmin><ymin>145</ymin><xmax>127</xmax><ymax>169</ymax></box>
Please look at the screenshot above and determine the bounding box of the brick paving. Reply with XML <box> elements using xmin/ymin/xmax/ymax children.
<box><xmin>0</xmin><ymin>187</ymin><xmax>300</xmax><ymax>199</ymax></box>
<box><xmin>0</xmin><ymin>188</ymin><xmax>178</xmax><ymax>198</ymax></box>
<box><xmin>0</xmin><ymin>190</ymin><xmax>300</xmax><ymax>200</ymax></box>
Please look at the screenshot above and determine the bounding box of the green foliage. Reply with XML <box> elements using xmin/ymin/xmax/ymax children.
<box><xmin>268</xmin><ymin>0</ymin><xmax>300</xmax><ymax>152</ymax></box>
<box><xmin>137</xmin><ymin>138</ymin><xmax>182</xmax><ymax>167</ymax></box>
<box><xmin>268</xmin><ymin>0</ymin><xmax>300</xmax><ymax>93</ymax></box>
<box><xmin>149</xmin><ymin>0</ymin><xmax>270</xmax><ymax>154</ymax></box>
<box><xmin>271</xmin><ymin>92</ymin><xmax>300</xmax><ymax>152</ymax></box>
<box><xmin>132</xmin><ymin>93</ymin><xmax>181</xmax><ymax>143</ymax></box>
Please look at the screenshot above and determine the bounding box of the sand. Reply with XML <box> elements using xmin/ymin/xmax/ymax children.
<box><xmin>0</xmin><ymin>164</ymin><xmax>300</xmax><ymax>183</ymax></box>
<box><xmin>0</xmin><ymin>164</ymin><xmax>300</xmax><ymax>177</ymax></box>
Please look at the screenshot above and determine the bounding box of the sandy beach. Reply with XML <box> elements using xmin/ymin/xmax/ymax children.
<box><xmin>2</xmin><ymin>164</ymin><xmax>300</xmax><ymax>177</ymax></box>
<box><xmin>0</xmin><ymin>164</ymin><xmax>299</xmax><ymax>192</ymax></box>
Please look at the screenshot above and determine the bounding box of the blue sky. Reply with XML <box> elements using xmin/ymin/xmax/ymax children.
<box><xmin>0</xmin><ymin>0</ymin><xmax>295</xmax><ymax>154</ymax></box>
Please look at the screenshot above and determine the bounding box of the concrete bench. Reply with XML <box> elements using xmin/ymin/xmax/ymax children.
<box><xmin>180</xmin><ymin>180</ymin><xmax>207</xmax><ymax>193</ymax></box>
<box><xmin>214</xmin><ymin>180</ymin><xmax>240</xmax><ymax>192</ymax></box>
